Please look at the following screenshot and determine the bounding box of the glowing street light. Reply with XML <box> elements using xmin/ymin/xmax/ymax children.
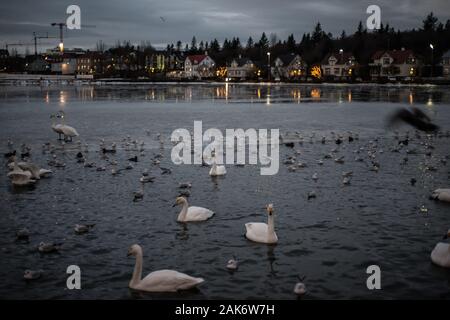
<box><xmin>430</xmin><ymin>43</ymin><xmax>434</xmax><ymax>77</ymax></box>
<box><xmin>267</xmin><ymin>52</ymin><xmax>271</xmax><ymax>82</ymax></box>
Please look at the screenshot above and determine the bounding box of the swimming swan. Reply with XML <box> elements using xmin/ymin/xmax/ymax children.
<box><xmin>7</xmin><ymin>157</ymin><xmax>36</xmax><ymax>186</ymax></box>
<box><xmin>430</xmin><ymin>229</ymin><xmax>450</xmax><ymax>268</ymax></box>
<box><xmin>127</xmin><ymin>244</ymin><xmax>204</xmax><ymax>292</ymax></box>
<box><xmin>8</xmin><ymin>161</ymin><xmax>52</xmax><ymax>179</ymax></box>
<box><xmin>430</xmin><ymin>189</ymin><xmax>450</xmax><ymax>203</ymax></box>
<box><xmin>245</xmin><ymin>204</ymin><xmax>278</xmax><ymax>244</ymax></box>
<box><xmin>172</xmin><ymin>196</ymin><xmax>214</xmax><ymax>222</ymax></box>
<box><xmin>209</xmin><ymin>155</ymin><xmax>226</xmax><ymax>176</ymax></box>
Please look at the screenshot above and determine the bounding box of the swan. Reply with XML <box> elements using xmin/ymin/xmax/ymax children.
<box><xmin>430</xmin><ymin>189</ymin><xmax>450</xmax><ymax>203</ymax></box>
<box><xmin>430</xmin><ymin>229</ymin><xmax>450</xmax><ymax>268</ymax></box>
<box><xmin>50</xmin><ymin>114</ymin><xmax>64</xmax><ymax>140</ymax></box>
<box><xmin>172</xmin><ymin>197</ymin><xmax>214</xmax><ymax>222</ymax></box>
<box><xmin>127</xmin><ymin>244</ymin><xmax>204</xmax><ymax>292</ymax></box>
<box><xmin>58</xmin><ymin>111</ymin><xmax>79</xmax><ymax>142</ymax></box>
<box><xmin>209</xmin><ymin>155</ymin><xmax>226</xmax><ymax>176</ymax></box>
<box><xmin>8</xmin><ymin>161</ymin><xmax>52</xmax><ymax>179</ymax></box>
<box><xmin>245</xmin><ymin>204</ymin><xmax>278</xmax><ymax>244</ymax></box>
<box><xmin>7</xmin><ymin>157</ymin><xmax>36</xmax><ymax>186</ymax></box>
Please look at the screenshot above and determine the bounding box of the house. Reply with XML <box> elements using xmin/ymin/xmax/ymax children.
<box><xmin>272</xmin><ymin>53</ymin><xmax>306</xmax><ymax>80</ymax></box>
<box><xmin>184</xmin><ymin>53</ymin><xmax>215</xmax><ymax>79</ymax></box>
<box><xmin>50</xmin><ymin>53</ymin><xmax>79</xmax><ymax>75</ymax></box>
<box><xmin>369</xmin><ymin>49</ymin><xmax>419</xmax><ymax>79</ymax></box>
<box><xmin>227</xmin><ymin>56</ymin><xmax>256</xmax><ymax>80</ymax></box>
<box><xmin>76</xmin><ymin>51</ymin><xmax>104</xmax><ymax>76</ymax></box>
<box><xmin>321</xmin><ymin>52</ymin><xmax>357</xmax><ymax>79</ymax></box>
<box><xmin>25</xmin><ymin>56</ymin><xmax>50</xmax><ymax>74</ymax></box>
<box><xmin>145</xmin><ymin>51</ymin><xmax>184</xmax><ymax>74</ymax></box>
<box><xmin>442</xmin><ymin>50</ymin><xmax>450</xmax><ymax>78</ymax></box>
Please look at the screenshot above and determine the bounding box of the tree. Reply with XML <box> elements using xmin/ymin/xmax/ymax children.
<box><xmin>287</xmin><ymin>34</ymin><xmax>296</xmax><ymax>51</ymax></box>
<box><xmin>246</xmin><ymin>36</ymin><xmax>254</xmax><ymax>49</ymax></box>
<box><xmin>210</xmin><ymin>39</ymin><xmax>220</xmax><ymax>52</ymax></box>
<box><xmin>356</xmin><ymin>21</ymin><xmax>364</xmax><ymax>35</ymax></box>
<box><xmin>269</xmin><ymin>33</ymin><xmax>278</xmax><ymax>47</ymax></box>
<box><xmin>312</xmin><ymin>22</ymin><xmax>324</xmax><ymax>42</ymax></box>
<box><xmin>190</xmin><ymin>36</ymin><xmax>197</xmax><ymax>52</ymax></box>
<box><xmin>259</xmin><ymin>32</ymin><xmax>269</xmax><ymax>50</ymax></box>
<box><xmin>340</xmin><ymin>30</ymin><xmax>347</xmax><ymax>39</ymax></box>
<box><xmin>423</xmin><ymin>12</ymin><xmax>438</xmax><ymax>31</ymax></box>
<box><xmin>176</xmin><ymin>40</ymin><xmax>182</xmax><ymax>51</ymax></box>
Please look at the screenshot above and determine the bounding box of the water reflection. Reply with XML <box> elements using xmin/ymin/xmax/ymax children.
<box><xmin>1</xmin><ymin>84</ymin><xmax>449</xmax><ymax>105</ymax></box>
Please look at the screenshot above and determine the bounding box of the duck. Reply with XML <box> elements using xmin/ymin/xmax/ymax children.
<box><xmin>430</xmin><ymin>229</ymin><xmax>450</xmax><ymax>268</ymax></box>
<box><xmin>245</xmin><ymin>204</ymin><xmax>278</xmax><ymax>244</ymax></box>
<box><xmin>172</xmin><ymin>197</ymin><xmax>214</xmax><ymax>222</ymax></box>
<box><xmin>294</xmin><ymin>276</ymin><xmax>307</xmax><ymax>296</ymax></box>
<box><xmin>24</xmin><ymin>269</ymin><xmax>44</xmax><ymax>281</ymax></box>
<box><xmin>209</xmin><ymin>154</ymin><xmax>227</xmax><ymax>176</ymax></box>
<box><xmin>430</xmin><ymin>189</ymin><xmax>450</xmax><ymax>203</ymax></box>
<box><xmin>226</xmin><ymin>256</ymin><xmax>238</xmax><ymax>271</ymax></box>
<box><xmin>38</xmin><ymin>242</ymin><xmax>61</xmax><ymax>253</ymax></box>
<box><xmin>74</xmin><ymin>224</ymin><xmax>95</xmax><ymax>235</ymax></box>
<box><xmin>127</xmin><ymin>244</ymin><xmax>204</xmax><ymax>292</ymax></box>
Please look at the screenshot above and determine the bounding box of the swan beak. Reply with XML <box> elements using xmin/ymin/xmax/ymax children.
<box><xmin>172</xmin><ymin>203</ymin><xmax>177</xmax><ymax>207</ymax></box>
<box><xmin>443</xmin><ymin>233</ymin><xmax>449</xmax><ymax>240</ymax></box>
<box><xmin>127</xmin><ymin>252</ymin><xmax>132</xmax><ymax>257</ymax></box>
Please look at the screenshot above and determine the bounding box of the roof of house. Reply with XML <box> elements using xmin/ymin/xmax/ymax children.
<box><xmin>229</xmin><ymin>57</ymin><xmax>253</xmax><ymax>67</ymax></box>
<box><xmin>371</xmin><ymin>49</ymin><xmax>415</xmax><ymax>63</ymax></box>
<box><xmin>276</xmin><ymin>53</ymin><xmax>300</xmax><ymax>65</ymax></box>
<box><xmin>322</xmin><ymin>52</ymin><xmax>355</xmax><ymax>65</ymax></box>
<box><xmin>186</xmin><ymin>54</ymin><xmax>208</xmax><ymax>64</ymax></box>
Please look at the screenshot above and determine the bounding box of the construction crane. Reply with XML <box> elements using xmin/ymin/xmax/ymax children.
<box><xmin>51</xmin><ymin>22</ymin><xmax>95</xmax><ymax>52</ymax></box>
<box><xmin>32</xmin><ymin>32</ymin><xmax>56</xmax><ymax>56</ymax></box>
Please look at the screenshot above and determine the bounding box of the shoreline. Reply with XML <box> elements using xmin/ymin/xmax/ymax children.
<box><xmin>1</xmin><ymin>73</ymin><xmax>450</xmax><ymax>87</ymax></box>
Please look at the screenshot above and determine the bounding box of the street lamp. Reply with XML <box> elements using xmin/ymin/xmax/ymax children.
<box><xmin>267</xmin><ymin>52</ymin><xmax>271</xmax><ymax>82</ymax></box>
<box><xmin>429</xmin><ymin>44</ymin><xmax>434</xmax><ymax>77</ymax></box>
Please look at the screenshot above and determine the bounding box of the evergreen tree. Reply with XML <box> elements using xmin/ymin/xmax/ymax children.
<box><xmin>246</xmin><ymin>36</ymin><xmax>254</xmax><ymax>49</ymax></box>
<box><xmin>423</xmin><ymin>12</ymin><xmax>438</xmax><ymax>31</ymax></box>
<box><xmin>259</xmin><ymin>32</ymin><xmax>269</xmax><ymax>50</ymax></box>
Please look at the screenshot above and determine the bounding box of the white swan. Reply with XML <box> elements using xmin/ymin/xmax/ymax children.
<box><xmin>58</xmin><ymin>111</ymin><xmax>79</xmax><ymax>142</ymax></box>
<box><xmin>209</xmin><ymin>155</ymin><xmax>226</xmax><ymax>176</ymax></box>
<box><xmin>50</xmin><ymin>114</ymin><xmax>64</xmax><ymax>140</ymax></box>
<box><xmin>7</xmin><ymin>157</ymin><xmax>36</xmax><ymax>186</ymax></box>
<box><xmin>430</xmin><ymin>229</ymin><xmax>450</xmax><ymax>268</ymax></box>
<box><xmin>431</xmin><ymin>189</ymin><xmax>450</xmax><ymax>203</ymax></box>
<box><xmin>127</xmin><ymin>244</ymin><xmax>204</xmax><ymax>292</ymax></box>
<box><xmin>8</xmin><ymin>161</ymin><xmax>52</xmax><ymax>179</ymax></box>
<box><xmin>245</xmin><ymin>204</ymin><xmax>278</xmax><ymax>244</ymax></box>
<box><xmin>172</xmin><ymin>196</ymin><xmax>214</xmax><ymax>222</ymax></box>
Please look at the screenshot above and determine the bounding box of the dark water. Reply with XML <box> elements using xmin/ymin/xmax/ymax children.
<box><xmin>0</xmin><ymin>83</ymin><xmax>449</xmax><ymax>300</ymax></box>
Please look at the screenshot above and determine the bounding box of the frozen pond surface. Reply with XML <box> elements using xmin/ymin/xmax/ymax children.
<box><xmin>0</xmin><ymin>83</ymin><xmax>449</xmax><ymax>299</ymax></box>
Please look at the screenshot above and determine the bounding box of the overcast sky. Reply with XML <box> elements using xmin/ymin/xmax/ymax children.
<box><xmin>1</xmin><ymin>0</ymin><xmax>449</xmax><ymax>53</ymax></box>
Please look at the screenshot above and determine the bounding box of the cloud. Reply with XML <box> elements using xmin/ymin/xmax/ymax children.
<box><xmin>0</xmin><ymin>0</ymin><xmax>448</xmax><ymax>52</ymax></box>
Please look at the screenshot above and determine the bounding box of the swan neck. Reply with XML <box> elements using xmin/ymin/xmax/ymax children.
<box><xmin>178</xmin><ymin>200</ymin><xmax>189</xmax><ymax>221</ymax></box>
<box><xmin>268</xmin><ymin>214</ymin><xmax>275</xmax><ymax>235</ymax></box>
<box><xmin>130</xmin><ymin>249</ymin><xmax>143</xmax><ymax>287</ymax></box>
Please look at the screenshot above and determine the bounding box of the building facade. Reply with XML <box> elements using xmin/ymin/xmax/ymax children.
<box><xmin>370</xmin><ymin>49</ymin><xmax>419</xmax><ymax>79</ymax></box>
<box><xmin>272</xmin><ymin>53</ymin><xmax>306</xmax><ymax>80</ymax></box>
<box><xmin>227</xmin><ymin>56</ymin><xmax>256</xmax><ymax>80</ymax></box>
<box><xmin>321</xmin><ymin>52</ymin><xmax>357</xmax><ymax>79</ymax></box>
<box><xmin>184</xmin><ymin>53</ymin><xmax>215</xmax><ymax>79</ymax></box>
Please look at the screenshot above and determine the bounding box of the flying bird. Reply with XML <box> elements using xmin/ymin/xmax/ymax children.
<box><xmin>387</xmin><ymin>107</ymin><xmax>439</xmax><ymax>132</ymax></box>
<box><xmin>160</xmin><ymin>16</ymin><xmax>166</xmax><ymax>22</ymax></box>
